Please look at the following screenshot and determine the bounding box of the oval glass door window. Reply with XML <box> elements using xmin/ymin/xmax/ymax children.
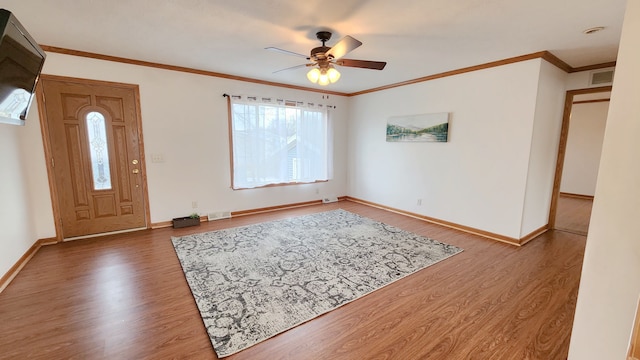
<box><xmin>86</xmin><ymin>111</ymin><xmax>112</xmax><ymax>190</ymax></box>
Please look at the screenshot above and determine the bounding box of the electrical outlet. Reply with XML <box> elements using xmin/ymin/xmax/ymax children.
<box><xmin>192</xmin><ymin>201</ymin><xmax>198</xmax><ymax>209</ymax></box>
<box><xmin>417</xmin><ymin>199</ymin><xmax>422</xmax><ymax>206</ymax></box>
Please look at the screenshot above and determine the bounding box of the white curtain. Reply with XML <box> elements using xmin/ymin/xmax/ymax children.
<box><xmin>230</xmin><ymin>98</ymin><xmax>329</xmax><ymax>189</ymax></box>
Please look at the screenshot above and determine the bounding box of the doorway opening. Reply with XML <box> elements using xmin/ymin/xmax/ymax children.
<box><xmin>549</xmin><ymin>86</ymin><xmax>612</xmax><ymax>236</ymax></box>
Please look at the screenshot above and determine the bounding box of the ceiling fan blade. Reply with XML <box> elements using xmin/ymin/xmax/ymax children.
<box><xmin>272</xmin><ymin>63</ymin><xmax>312</xmax><ymax>74</ymax></box>
<box><xmin>335</xmin><ymin>59</ymin><xmax>387</xmax><ymax>70</ymax></box>
<box><xmin>265</xmin><ymin>47</ymin><xmax>309</xmax><ymax>59</ymax></box>
<box><xmin>326</xmin><ymin>35</ymin><xmax>362</xmax><ymax>60</ymax></box>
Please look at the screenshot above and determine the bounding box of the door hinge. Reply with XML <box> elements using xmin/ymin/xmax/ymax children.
<box><xmin>51</xmin><ymin>157</ymin><xmax>55</xmax><ymax>168</ymax></box>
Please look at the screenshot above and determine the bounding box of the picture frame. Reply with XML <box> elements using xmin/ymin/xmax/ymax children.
<box><xmin>386</xmin><ymin>112</ymin><xmax>449</xmax><ymax>142</ymax></box>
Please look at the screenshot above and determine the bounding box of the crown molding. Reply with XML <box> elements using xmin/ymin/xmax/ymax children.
<box><xmin>40</xmin><ymin>45</ymin><xmax>615</xmax><ymax>97</ymax></box>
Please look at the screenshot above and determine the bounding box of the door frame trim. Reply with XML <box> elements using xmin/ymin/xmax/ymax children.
<box><xmin>36</xmin><ymin>74</ymin><xmax>152</xmax><ymax>242</ymax></box>
<box><xmin>547</xmin><ymin>85</ymin><xmax>612</xmax><ymax>229</ymax></box>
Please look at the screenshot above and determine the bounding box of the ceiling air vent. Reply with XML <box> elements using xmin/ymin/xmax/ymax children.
<box><xmin>590</xmin><ymin>70</ymin><xmax>614</xmax><ymax>85</ymax></box>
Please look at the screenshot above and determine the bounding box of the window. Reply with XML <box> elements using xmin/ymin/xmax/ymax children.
<box><xmin>230</xmin><ymin>100</ymin><xmax>329</xmax><ymax>189</ymax></box>
<box><xmin>86</xmin><ymin>111</ymin><xmax>112</xmax><ymax>190</ymax></box>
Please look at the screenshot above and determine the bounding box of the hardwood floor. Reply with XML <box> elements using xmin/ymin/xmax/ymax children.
<box><xmin>554</xmin><ymin>194</ymin><xmax>594</xmax><ymax>235</ymax></box>
<box><xmin>0</xmin><ymin>201</ymin><xmax>586</xmax><ymax>359</ymax></box>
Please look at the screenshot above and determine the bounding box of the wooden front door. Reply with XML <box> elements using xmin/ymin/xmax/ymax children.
<box><xmin>39</xmin><ymin>76</ymin><xmax>149</xmax><ymax>239</ymax></box>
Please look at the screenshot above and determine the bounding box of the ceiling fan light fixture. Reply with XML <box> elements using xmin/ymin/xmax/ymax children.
<box><xmin>307</xmin><ymin>66</ymin><xmax>340</xmax><ymax>86</ymax></box>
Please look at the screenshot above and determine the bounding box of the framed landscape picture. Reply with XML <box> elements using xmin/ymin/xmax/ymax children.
<box><xmin>386</xmin><ymin>112</ymin><xmax>449</xmax><ymax>142</ymax></box>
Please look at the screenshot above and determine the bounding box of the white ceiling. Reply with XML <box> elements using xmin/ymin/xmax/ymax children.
<box><xmin>3</xmin><ymin>0</ymin><xmax>628</xmax><ymax>94</ymax></box>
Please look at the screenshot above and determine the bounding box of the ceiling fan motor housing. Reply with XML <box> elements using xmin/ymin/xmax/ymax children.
<box><xmin>311</xmin><ymin>46</ymin><xmax>332</xmax><ymax>61</ymax></box>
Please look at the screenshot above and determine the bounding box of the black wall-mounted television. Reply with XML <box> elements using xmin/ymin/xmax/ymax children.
<box><xmin>0</xmin><ymin>9</ymin><xmax>46</xmax><ymax>126</ymax></box>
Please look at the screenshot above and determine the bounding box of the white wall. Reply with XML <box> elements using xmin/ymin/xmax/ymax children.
<box><xmin>520</xmin><ymin>60</ymin><xmax>567</xmax><ymax>237</ymax></box>
<box><xmin>23</xmin><ymin>53</ymin><xmax>349</xmax><ymax>238</ymax></box>
<box><xmin>568</xmin><ymin>0</ymin><xmax>640</xmax><ymax>358</ymax></box>
<box><xmin>560</xmin><ymin>101</ymin><xmax>608</xmax><ymax>196</ymax></box>
<box><xmin>0</xmin><ymin>115</ymin><xmax>39</xmax><ymax>276</ymax></box>
<box><xmin>348</xmin><ymin>59</ymin><xmax>548</xmax><ymax>239</ymax></box>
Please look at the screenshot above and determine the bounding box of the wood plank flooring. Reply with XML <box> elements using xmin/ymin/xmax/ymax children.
<box><xmin>554</xmin><ymin>194</ymin><xmax>594</xmax><ymax>235</ymax></box>
<box><xmin>0</xmin><ymin>201</ymin><xmax>586</xmax><ymax>359</ymax></box>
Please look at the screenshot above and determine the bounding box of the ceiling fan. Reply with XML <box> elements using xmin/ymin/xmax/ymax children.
<box><xmin>266</xmin><ymin>31</ymin><xmax>387</xmax><ymax>86</ymax></box>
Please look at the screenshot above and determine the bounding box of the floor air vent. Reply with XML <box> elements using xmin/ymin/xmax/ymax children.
<box><xmin>208</xmin><ymin>211</ymin><xmax>232</xmax><ymax>221</ymax></box>
<box><xmin>322</xmin><ymin>196</ymin><xmax>339</xmax><ymax>204</ymax></box>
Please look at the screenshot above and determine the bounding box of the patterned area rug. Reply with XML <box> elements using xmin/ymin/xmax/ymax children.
<box><xmin>171</xmin><ymin>209</ymin><xmax>463</xmax><ymax>357</ymax></box>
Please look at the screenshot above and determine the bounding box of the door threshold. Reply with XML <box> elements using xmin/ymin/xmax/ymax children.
<box><xmin>64</xmin><ymin>227</ymin><xmax>148</xmax><ymax>242</ymax></box>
